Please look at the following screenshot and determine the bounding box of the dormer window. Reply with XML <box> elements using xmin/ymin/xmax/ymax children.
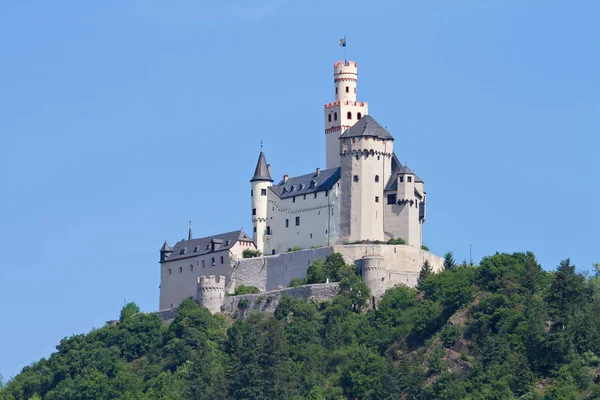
<box><xmin>298</xmin><ymin>183</ymin><xmax>304</xmax><ymax>190</ymax></box>
<box><xmin>194</xmin><ymin>246</ymin><xmax>200</xmax><ymax>252</ymax></box>
<box><xmin>290</xmin><ymin>185</ymin><xmax>295</xmax><ymax>192</ymax></box>
<box><xmin>282</xmin><ymin>187</ymin><xmax>288</xmax><ymax>194</ymax></box>
<box><xmin>309</xmin><ymin>180</ymin><xmax>316</xmax><ymax>188</ymax></box>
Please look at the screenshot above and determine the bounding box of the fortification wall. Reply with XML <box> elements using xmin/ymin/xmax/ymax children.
<box><xmin>221</xmin><ymin>282</ymin><xmax>339</xmax><ymax>315</ymax></box>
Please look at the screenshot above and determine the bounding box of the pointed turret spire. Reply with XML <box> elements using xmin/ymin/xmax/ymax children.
<box><xmin>250</xmin><ymin>144</ymin><xmax>273</xmax><ymax>182</ymax></box>
<box><xmin>188</xmin><ymin>221</ymin><xmax>193</xmax><ymax>240</ymax></box>
<box><xmin>160</xmin><ymin>240</ymin><xmax>173</xmax><ymax>262</ymax></box>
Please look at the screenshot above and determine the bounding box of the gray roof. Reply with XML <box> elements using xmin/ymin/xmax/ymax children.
<box><xmin>161</xmin><ymin>230</ymin><xmax>253</xmax><ymax>263</ymax></box>
<box><xmin>160</xmin><ymin>241</ymin><xmax>173</xmax><ymax>253</ymax></box>
<box><xmin>272</xmin><ymin>167</ymin><xmax>340</xmax><ymax>199</ymax></box>
<box><xmin>339</xmin><ymin>115</ymin><xmax>394</xmax><ymax>140</ymax></box>
<box><xmin>385</xmin><ymin>154</ymin><xmax>424</xmax><ymax>191</ymax></box>
<box><xmin>250</xmin><ymin>150</ymin><xmax>273</xmax><ymax>182</ymax></box>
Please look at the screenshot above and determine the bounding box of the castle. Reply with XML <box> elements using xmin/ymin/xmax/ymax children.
<box><xmin>158</xmin><ymin>59</ymin><xmax>442</xmax><ymax>313</ymax></box>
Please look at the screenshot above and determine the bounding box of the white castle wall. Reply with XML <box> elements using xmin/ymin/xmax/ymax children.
<box><xmin>159</xmin><ymin>242</ymin><xmax>248</xmax><ymax>310</ymax></box>
<box><xmin>263</xmin><ymin>187</ymin><xmax>341</xmax><ymax>256</ymax></box>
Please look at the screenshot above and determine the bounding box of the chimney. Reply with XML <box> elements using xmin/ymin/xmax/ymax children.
<box><xmin>315</xmin><ymin>168</ymin><xmax>321</xmax><ymax>176</ymax></box>
<box><xmin>283</xmin><ymin>174</ymin><xmax>290</xmax><ymax>183</ymax></box>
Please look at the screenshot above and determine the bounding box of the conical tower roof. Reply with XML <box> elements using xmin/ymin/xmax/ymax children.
<box><xmin>398</xmin><ymin>164</ymin><xmax>415</xmax><ymax>175</ymax></box>
<box><xmin>250</xmin><ymin>149</ymin><xmax>273</xmax><ymax>182</ymax></box>
<box><xmin>160</xmin><ymin>241</ymin><xmax>173</xmax><ymax>253</ymax></box>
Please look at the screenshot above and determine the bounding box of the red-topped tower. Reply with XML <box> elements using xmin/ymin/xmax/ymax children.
<box><xmin>323</xmin><ymin>60</ymin><xmax>369</xmax><ymax>169</ymax></box>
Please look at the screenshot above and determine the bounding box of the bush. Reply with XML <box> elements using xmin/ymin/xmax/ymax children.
<box><xmin>242</xmin><ymin>249</ymin><xmax>262</xmax><ymax>258</ymax></box>
<box><xmin>256</xmin><ymin>295</ymin><xmax>265</xmax><ymax>304</ymax></box>
<box><xmin>238</xmin><ymin>298</ymin><xmax>249</xmax><ymax>310</ymax></box>
<box><xmin>288</xmin><ymin>246</ymin><xmax>302</xmax><ymax>252</ymax></box>
<box><xmin>289</xmin><ymin>277</ymin><xmax>306</xmax><ymax>287</ymax></box>
<box><xmin>421</xmin><ymin>244</ymin><xmax>430</xmax><ymax>251</ymax></box>
<box><xmin>234</xmin><ymin>285</ymin><xmax>260</xmax><ymax>295</ymax></box>
<box><xmin>441</xmin><ymin>324</ymin><xmax>461</xmax><ymax>347</ymax></box>
<box><xmin>387</xmin><ymin>238</ymin><xmax>406</xmax><ymax>245</ymax></box>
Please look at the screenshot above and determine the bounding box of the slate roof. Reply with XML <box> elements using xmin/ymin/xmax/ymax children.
<box><xmin>272</xmin><ymin>167</ymin><xmax>341</xmax><ymax>199</ymax></box>
<box><xmin>250</xmin><ymin>150</ymin><xmax>273</xmax><ymax>182</ymax></box>
<box><xmin>339</xmin><ymin>115</ymin><xmax>394</xmax><ymax>140</ymax></box>
<box><xmin>160</xmin><ymin>241</ymin><xmax>173</xmax><ymax>253</ymax></box>
<box><xmin>161</xmin><ymin>230</ymin><xmax>253</xmax><ymax>263</ymax></box>
<box><xmin>385</xmin><ymin>153</ymin><xmax>424</xmax><ymax>191</ymax></box>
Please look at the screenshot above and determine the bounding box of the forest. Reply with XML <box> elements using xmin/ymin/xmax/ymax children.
<box><xmin>2</xmin><ymin>251</ymin><xmax>600</xmax><ymax>399</ymax></box>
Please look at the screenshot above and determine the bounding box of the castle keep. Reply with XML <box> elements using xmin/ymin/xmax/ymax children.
<box><xmin>159</xmin><ymin>59</ymin><xmax>442</xmax><ymax>313</ymax></box>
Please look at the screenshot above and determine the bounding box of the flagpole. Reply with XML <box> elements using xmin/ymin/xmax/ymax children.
<box><xmin>344</xmin><ymin>34</ymin><xmax>347</xmax><ymax>64</ymax></box>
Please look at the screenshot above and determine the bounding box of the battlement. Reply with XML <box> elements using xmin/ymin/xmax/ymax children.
<box><xmin>324</xmin><ymin>101</ymin><xmax>368</xmax><ymax>109</ymax></box>
<box><xmin>334</xmin><ymin>60</ymin><xmax>358</xmax><ymax>71</ymax></box>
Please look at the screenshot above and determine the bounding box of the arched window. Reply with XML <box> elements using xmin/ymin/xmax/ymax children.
<box><xmin>346</xmin><ymin>86</ymin><xmax>349</xmax><ymax>93</ymax></box>
<box><xmin>336</xmin><ymin>87</ymin><xmax>338</xmax><ymax>94</ymax></box>
<box><xmin>347</xmin><ymin>112</ymin><xmax>352</xmax><ymax>120</ymax></box>
<box><xmin>328</xmin><ymin>114</ymin><xmax>331</xmax><ymax>122</ymax></box>
<box><xmin>354</xmin><ymin>87</ymin><xmax>356</xmax><ymax>94</ymax></box>
<box><xmin>334</xmin><ymin>112</ymin><xmax>337</xmax><ymax>121</ymax></box>
<box><xmin>357</xmin><ymin>112</ymin><xmax>362</xmax><ymax>120</ymax></box>
<box><xmin>375</xmin><ymin>175</ymin><xmax>380</xmax><ymax>182</ymax></box>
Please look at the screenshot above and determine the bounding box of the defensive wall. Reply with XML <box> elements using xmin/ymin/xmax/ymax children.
<box><xmin>220</xmin><ymin>282</ymin><xmax>340</xmax><ymax>316</ymax></box>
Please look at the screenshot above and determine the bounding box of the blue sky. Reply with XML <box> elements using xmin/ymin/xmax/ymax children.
<box><xmin>1</xmin><ymin>0</ymin><xmax>598</xmax><ymax>381</ymax></box>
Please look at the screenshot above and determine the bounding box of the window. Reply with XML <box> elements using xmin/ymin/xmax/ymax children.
<box><xmin>179</xmin><ymin>267</ymin><xmax>183</xmax><ymax>273</ymax></box>
<box><xmin>303</xmin><ymin>194</ymin><xmax>306</xmax><ymax>200</ymax></box>
<box><xmin>202</xmin><ymin>260</ymin><xmax>205</xmax><ymax>268</ymax></box>
<box><xmin>168</xmin><ymin>269</ymin><xmax>172</xmax><ymax>275</ymax></box>
<box><xmin>357</xmin><ymin>112</ymin><xmax>362</xmax><ymax>119</ymax></box>
<box><xmin>377</xmin><ymin>155</ymin><xmax>380</xmax><ymax>160</ymax></box>
<box><xmin>211</xmin><ymin>257</ymin><xmax>215</xmax><ymax>266</ymax></box>
<box><xmin>292</xmin><ymin>196</ymin><xmax>296</xmax><ymax>203</ymax></box>
<box><xmin>356</xmin><ymin>155</ymin><xmax>359</xmax><ymax>160</ymax></box>
<box><xmin>387</xmin><ymin>194</ymin><xmax>397</xmax><ymax>204</ymax></box>
<box><xmin>220</xmin><ymin>256</ymin><xmax>224</xmax><ymax>264</ymax></box>
<box><xmin>190</xmin><ymin>264</ymin><xmax>194</xmax><ymax>271</ymax></box>
<box><xmin>375</xmin><ymin>175</ymin><xmax>379</xmax><ymax>182</ymax></box>
<box><xmin>266</xmin><ymin>226</ymin><xmax>271</xmax><ymax>235</ymax></box>
<box><xmin>328</xmin><ymin>114</ymin><xmax>332</xmax><ymax>122</ymax></box>
<box><xmin>325</xmin><ymin>190</ymin><xmax>329</xmax><ymax>197</ymax></box>
<box><xmin>400</xmin><ymin>176</ymin><xmax>404</xmax><ymax>183</ymax></box>
<box><xmin>353</xmin><ymin>175</ymin><xmax>359</xmax><ymax>182</ymax></box>
<box><xmin>253</xmin><ymin>227</ymin><xmax>257</xmax><ymax>232</ymax></box>
<box><xmin>347</xmin><ymin>111</ymin><xmax>352</xmax><ymax>120</ymax></box>
<box><xmin>314</xmin><ymin>192</ymin><xmax>317</xmax><ymax>199</ymax></box>
<box><xmin>251</xmin><ymin>189</ymin><xmax>253</xmax><ymax>197</ymax></box>
<box><xmin>272</xmin><ymin>250</ymin><xmax>276</xmax><ymax>255</ymax></box>
<box><xmin>408</xmin><ymin>176</ymin><xmax>412</xmax><ymax>182</ymax></box>
<box><xmin>375</xmin><ymin>196</ymin><xmax>380</xmax><ymax>203</ymax></box>
<box><xmin>336</xmin><ymin>87</ymin><xmax>338</xmax><ymax>94</ymax></box>
<box><xmin>285</xmin><ymin>219</ymin><xmax>289</xmax><ymax>228</ymax></box>
<box><xmin>334</xmin><ymin>112</ymin><xmax>338</xmax><ymax>121</ymax></box>
<box><xmin>252</xmin><ymin>208</ymin><xmax>256</xmax><ymax>215</ymax></box>
<box><xmin>354</xmin><ymin>87</ymin><xmax>356</xmax><ymax>94</ymax></box>
<box><xmin>346</xmin><ymin>86</ymin><xmax>349</xmax><ymax>93</ymax></box>
<box><xmin>295</xmin><ymin>216</ymin><xmax>300</xmax><ymax>226</ymax></box>
<box><xmin>325</xmin><ymin>230</ymin><xmax>328</xmax><ymax>234</ymax></box>
<box><xmin>310</xmin><ymin>233</ymin><xmax>313</xmax><ymax>238</ymax></box>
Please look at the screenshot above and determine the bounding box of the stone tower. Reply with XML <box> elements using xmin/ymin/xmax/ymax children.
<box><xmin>250</xmin><ymin>148</ymin><xmax>273</xmax><ymax>253</ymax></box>
<box><xmin>197</xmin><ymin>275</ymin><xmax>226</xmax><ymax>314</ymax></box>
<box><xmin>324</xmin><ymin>61</ymin><xmax>369</xmax><ymax>170</ymax></box>
<box><xmin>395</xmin><ymin>165</ymin><xmax>423</xmax><ymax>247</ymax></box>
<box><xmin>339</xmin><ymin>116</ymin><xmax>394</xmax><ymax>243</ymax></box>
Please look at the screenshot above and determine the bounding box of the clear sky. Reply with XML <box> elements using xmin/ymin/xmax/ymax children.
<box><xmin>1</xmin><ymin>0</ymin><xmax>598</xmax><ymax>381</ymax></box>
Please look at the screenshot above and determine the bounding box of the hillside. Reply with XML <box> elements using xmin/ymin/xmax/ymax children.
<box><xmin>2</xmin><ymin>252</ymin><xmax>600</xmax><ymax>399</ymax></box>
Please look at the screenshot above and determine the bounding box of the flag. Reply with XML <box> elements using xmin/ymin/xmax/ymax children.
<box><xmin>339</xmin><ymin>36</ymin><xmax>346</xmax><ymax>48</ymax></box>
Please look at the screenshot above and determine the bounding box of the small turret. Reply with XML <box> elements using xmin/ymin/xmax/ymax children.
<box><xmin>197</xmin><ymin>275</ymin><xmax>226</xmax><ymax>314</ymax></box>
<box><xmin>159</xmin><ymin>240</ymin><xmax>173</xmax><ymax>262</ymax></box>
<box><xmin>250</xmin><ymin>146</ymin><xmax>273</xmax><ymax>253</ymax></box>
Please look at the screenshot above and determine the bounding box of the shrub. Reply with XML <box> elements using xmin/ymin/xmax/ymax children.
<box><xmin>242</xmin><ymin>249</ymin><xmax>261</xmax><ymax>258</ymax></box>
<box><xmin>234</xmin><ymin>285</ymin><xmax>260</xmax><ymax>296</ymax></box>
<box><xmin>441</xmin><ymin>324</ymin><xmax>461</xmax><ymax>347</ymax></box>
<box><xmin>288</xmin><ymin>246</ymin><xmax>302</xmax><ymax>252</ymax></box>
<box><xmin>238</xmin><ymin>298</ymin><xmax>249</xmax><ymax>310</ymax></box>
<box><xmin>387</xmin><ymin>238</ymin><xmax>406</xmax><ymax>245</ymax></box>
<box><xmin>256</xmin><ymin>295</ymin><xmax>265</xmax><ymax>304</ymax></box>
<box><xmin>289</xmin><ymin>277</ymin><xmax>306</xmax><ymax>287</ymax></box>
<box><xmin>421</xmin><ymin>244</ymin><xmax>430</xmax><ymax>251</ymax></box>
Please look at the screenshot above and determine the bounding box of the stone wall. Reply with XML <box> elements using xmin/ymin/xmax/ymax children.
<box><xmin>221</xmin><ymin>282</ymin><xmax>340</xmax><ymax>316</ymax></box>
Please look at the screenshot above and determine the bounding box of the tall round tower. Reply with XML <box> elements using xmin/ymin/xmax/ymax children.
<box><xmin>324</xmin><ymin>61</ymin><xmax>369</xmax><ymax>170</ymax></box>
<box><xmin>250</xmin><ymin>148</ymin><xmax>273</xmax><ymax>254</ymax></box>
<box><xmin>197</xmin><ymin>275</ymin><xmax>226</xmax><ymax>314</ymax></box>
<box><xmin>339</xmin><ymin>115</ymin><xmax>394</xmax><ymax>242</ymax></box>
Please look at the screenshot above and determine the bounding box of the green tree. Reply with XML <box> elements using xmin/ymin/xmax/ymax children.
<box><xmin>306</xmin><ymin>259</ymin><xmax>328</xmax><ymax>284</ymax></box>
<box><xmin>119</xmin><ymin>302</ymin><xmax>140</xmax><ymax>322</ymax></box>
<box><xmin>443</xmin><ymin>251</ymin><xmax>456</xmax><ymax>271</ymax></box>
<box><xmin>234</xmin><ymin>285</ymin><xmax>260</xmax><ymax>295</ymax></box>
<box><xmin>416</xmin><ymin>259</ymin><xmax>433</xmax><ymax>291</ymax></box>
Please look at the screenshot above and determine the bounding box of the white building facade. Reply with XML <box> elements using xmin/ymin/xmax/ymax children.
<box><xmin>251</xmin><ymin>60</ymin><xmax>427</xmax><ymax>254</ymax></box>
